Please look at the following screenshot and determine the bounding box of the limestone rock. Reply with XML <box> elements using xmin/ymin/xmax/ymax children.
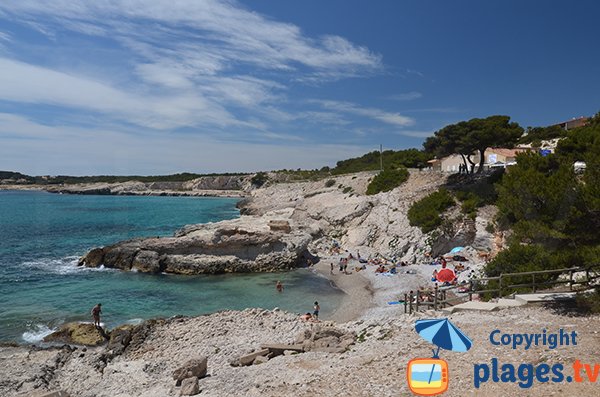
<box><xmin>81</xmin><ymin>216</ymin><xmax>312</xmax><ymax>275</ymax></box>
<box><xmin>106</xmin><ymin>325</ymin><xmax>133</xmax><ymax>357</ymax></box>
<box><xmin>173</xmin><ymin>357</ymin><xmax>208</xmax><ymax>385</ymax></box>
<box><xmin>268</xmin><ymin>220</ymin><xmax>291</xmax><ymax>233</ymax></box>
<box><xmin>253</xmin><ymin>355</ymin><xmax>269</xmax><ymax>365</ymax></box>
<box><xmin>131</xmin><ymin>250</ymin><xmax>161</xmax><ymax>273</ymax></box>
<box><xmin>237</xmin><ymin>349</ymin><xmax>270</xmax><ymax>366</ymax></box>
<box><xmin>44</xmin><ymin>323</ymin><xmax>107</xmax><ymax>346</ymax></box>
<box><xmin>80</xmin><ymin>247</ymin><xmax>104</xmax><ymax>267</ymax></box>
<box><xmin>295</xmin><ymin>325</ymin><xmax>356</xmax><ymax>353</ymax></box>
<box><xmin>37</xmin><ymin>390</ymin><xmax>71</xmax><ymax>397</ymax></box>
<box><xmin>179</xmin><ymin>377</ymin><xmax>200</xmax><ymax>396</ymax></box>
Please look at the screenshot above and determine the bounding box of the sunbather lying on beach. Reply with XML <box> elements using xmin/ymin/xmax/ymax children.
<box><xmin>300</xmin><ymin>313</ymin><xmax>315</xmax><ymax>322</ymax></box>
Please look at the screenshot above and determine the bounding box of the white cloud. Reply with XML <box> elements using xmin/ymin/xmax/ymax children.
<box><xmin>0</xmin><ymin>114</ymin><xmax>366</xmax><ymax>175</ymax></box>
<box><xmin>315</xmin><ymin>100</ymin><xmax>415</xmax><ymax>127</ymax></box>
<box><xmin>387</xmin><ymin>91</ymin><xmax>422</xmax><ymax>101</ymax></box>
<box><xmin>0</xmin><ymin>57</ymin><xmax>244</xmax><ymax>129</ymax></box>
<box><xmin>392</xmin><ymin>130</ymin><xmax>434</xmax><ymax>138</ymax></box>
<box><xmin>0</xmin><ymin>1</ymin><xmax>382</xmax><ymax>79</ymax></box>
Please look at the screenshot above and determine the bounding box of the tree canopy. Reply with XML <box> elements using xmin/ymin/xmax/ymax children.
<box><xmin>424</xmin><ymin>115</ymin><xmax>524</xmax><ymax>173</ymax></box>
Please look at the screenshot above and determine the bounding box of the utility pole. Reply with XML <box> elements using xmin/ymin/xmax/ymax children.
<box><xmin>380</xmin><ymin>144</ymin><xmax>383</xmax><ymax>171</ymax></box>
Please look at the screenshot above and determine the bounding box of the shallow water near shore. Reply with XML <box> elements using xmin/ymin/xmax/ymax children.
<box><xmin>0</xmin><ymin>190</ymin><xmax>343</xmax><ymax>343</ymax></box>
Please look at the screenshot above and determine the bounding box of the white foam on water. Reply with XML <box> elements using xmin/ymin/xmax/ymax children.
<box><xmin>22</xmin><ymin>324</ymin><xmax>56</xmax><ymax>343</ymax></box>
<box><xmin>21</xmin><ymin>256</ymin><xmax>117</xmax><ymax>275</ymax></box>
<box><xmin>124</xmin><ymin>318</ymin><xmax>144</xmax><ymax>325</ymax></box>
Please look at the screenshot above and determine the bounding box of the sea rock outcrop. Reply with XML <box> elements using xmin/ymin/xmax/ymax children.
<box><xmin>44</xmin><ymin>323</ymin><xmax>107</xmax><ymax>346</ymax></box>
<box><xmin>79</xmin><ymin>212</ymin><xmax>314</xmax><ymax>275</ymax></box>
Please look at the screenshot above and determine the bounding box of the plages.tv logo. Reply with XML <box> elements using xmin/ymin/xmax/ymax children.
<box><xmin>407</xmin><ymin>318</ymin><xmax>473</xmax><ymax>396</ymax></box>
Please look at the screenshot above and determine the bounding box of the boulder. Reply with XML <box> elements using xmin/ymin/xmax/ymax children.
<box><xmin>106</xmin><ymin>325</ymin><xmax>133</xmax><ymax>357</ymax></box>
<box><xmin>237</xmin><ymin>349</ymin><xmax>270</xmax><ymax>366</ymax></box>
<box><xmin>80</xmin><ymin>247</ymin><xmax>104</xmax><ymax>267</ymax></box>
<box><xmin>131</xmin><ymin>250</ymin><xmax>161</xmax><ymax>273</ymax></box>
<box><xmin>103</xmin><ymin>246</ymin><xmax>138</xmax><ymax>270</ymax></box>
<box><xmin>253</xmin><ymin>355</ymin><xmax>269</xmax><ymax>365</ymax></box>
<box><xmin>173</xmin><ymin>357</ymin><xmax>208</xmax><ymax>385</ymax></box>
<box><xmin>295</xmin><ymin>325</ymin><xmax>355</xmax><ymax>353</ymax></box>
<box><xmin>44</xmin><ymin>323</ymin><xmax>107</xmax><ymax>346</ymax></box>
<box><xmin>179</xmin><ymin>377</ymin><xmax>200</xmax><ymax>396</ymax></box>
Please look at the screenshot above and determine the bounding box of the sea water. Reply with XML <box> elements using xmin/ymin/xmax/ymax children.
<box><xmin>0</xmin><ymin>190</ymin><xmax>343</xmax><ymax>343</ymax></box>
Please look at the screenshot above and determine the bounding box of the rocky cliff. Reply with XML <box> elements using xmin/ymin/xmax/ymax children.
<box><xmin>80</xmin><ymin>170</ymin><xmax>475</xmax><ymax>275</ymax></box>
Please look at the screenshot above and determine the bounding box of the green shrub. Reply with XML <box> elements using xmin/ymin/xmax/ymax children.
<box><xmin>407</xmin><ymin>188</ymin><xmax>455</xmax><ymax>233</ymax></box>
<box><xmin>325</xmin><ymin>179</ymin><xmax>336</xmax><ymax>188</ymax></box>
<box><xmin>366</xmin><ymin>167</ymin><xmax>409</xmax><ymax>195</ymax></box>
<box><xmin>574</xmin><ymin>289</ymin><xmax>600</xmax><ymax>314</ymax></box>
<box><xmin>484</xmin><ymin>244</ymin><xmax>553</xmax><ymax>277</ymax></box>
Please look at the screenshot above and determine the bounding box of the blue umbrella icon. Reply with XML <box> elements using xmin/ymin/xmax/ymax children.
<box><xmin>415</xmin><ymin>318</ymin><xmax>473</xmax><ymax>384</ymax></box>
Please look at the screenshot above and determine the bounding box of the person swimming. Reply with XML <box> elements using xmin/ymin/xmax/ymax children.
<box><xmin>276</xmin><ymin>280</ymin><xmax>284</xmax><ymax>292</ymax></box>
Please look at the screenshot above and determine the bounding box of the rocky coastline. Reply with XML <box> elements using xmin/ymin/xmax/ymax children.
<box><xmin>5</xmin><ymin>170</ymin><xmax>596</xmax><ymax>396</ymax></box>
<box><xmin>0</xmin><ymin>174</ymin><xmax>253</xmax><ymax>198</ymax></box>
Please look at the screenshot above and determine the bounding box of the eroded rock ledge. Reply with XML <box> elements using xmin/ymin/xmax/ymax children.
<box><xmin>79</xmin><ymin>211</ymin><xmax>316</xmax><ymax>274</ymax></box>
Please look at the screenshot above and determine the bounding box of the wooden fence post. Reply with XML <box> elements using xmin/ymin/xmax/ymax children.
<box><xmin>498</xmin><ymin>275</ymin><xmax>503</xmax><ymax>298</ymax></box>
<box><xmin>404</xmin><ymin>293</ymin><xmax>408</xmax><ymax>314</ymax></box>
<box><xmin>532</xmin><ymin>273</ymin><xmax>536</xmax><ymax>293</ymax></box>
<box><xmin>569</xmin><ymin>269</ymin><xmax>574</xmax><ymax>291</ymax></box>
<box><xmin>416</xmin><ymin>292</ymin><xmax>420</xmax><ymax>312</ymax></box>
<box><xmin>434</xmin><ymin>284</ymin><xmax>438</xmax><ymax>311</ymax></box>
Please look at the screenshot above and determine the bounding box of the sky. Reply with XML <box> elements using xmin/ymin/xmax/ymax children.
<box><xmin>0</xmin><ymin>1</ymin><xmax>598</xmax><ymax>176</ymax></box>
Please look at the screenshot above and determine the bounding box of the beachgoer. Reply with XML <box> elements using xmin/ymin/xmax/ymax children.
<box><xmin>313</xmin><ymin>301</ymin><xmax>320</xmax><ymax>320</ymax></box>
<box><xmin>306</xmin><ymin>258</ymin><xmax>313</xmax><ymax>267</ymax></box>
<box><xmin>343</xmin><ymin>262</ymin><xmax>348</xmax><ymax>274</ymax></box>
<box><xmin>330</xmin><ymin>263</ymin><xmax>334</xmax><ymax>275</ymax></box>
<box><xmin>339</xmin><ymin>260</ymin><xmax>344</xmax><ymax>272</ymax></box>
<box><xmin>301</xmin><ymin>313</ymin><xmax>313</xmax><ymax>322</ymax></box>
<box><xmin>432</xmin><ymin>269</ymin><xmax>438</xmax><ymax>282</ymax></box>
<box><xmin>357</xmin><ymin>250</ymin><xmax>361</xmax><ymax>259</ymax></box>
<box><xmin>276</xmin><ymin>280</ymin><xmax>284</xmax><ymax>292</ymax></box>
<box><xmin>91</xmin><ymin>303</ymin><xmax>102</xmax><ymax>327</ymax></box>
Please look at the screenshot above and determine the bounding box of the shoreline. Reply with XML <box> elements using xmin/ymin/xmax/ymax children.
<box><xmin>0</xmin><ymin>185</ymin><xmax>248</xmax><ymax>198</ymax></box>
<box><xmin>312</xmin><ymin>258</ymin><xmax>375</xmax><ymax>323</ymax></box>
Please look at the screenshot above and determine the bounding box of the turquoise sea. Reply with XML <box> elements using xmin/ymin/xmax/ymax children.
<box><xmin>0</xmin><ymin>190</ymin><xmax>343</xmax><ymax>343</ymax></box>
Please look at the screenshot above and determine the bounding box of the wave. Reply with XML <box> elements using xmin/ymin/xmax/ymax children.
<box><xmin>21</xmin><ymin>256</ymin><xmax>118</xmax><ymax>275</ymax></box>
<box><xmin>22</xmin><ymin>324</ymin><xmax>56</xmax><ymax>343</ymax></box>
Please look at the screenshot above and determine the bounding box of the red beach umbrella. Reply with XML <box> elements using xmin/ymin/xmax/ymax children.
<box><xmin>436</xmin><ymin>268</ymin><xmax>456</xmax><ymax>283</ymax></box>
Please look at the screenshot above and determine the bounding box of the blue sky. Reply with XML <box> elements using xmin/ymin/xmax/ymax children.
<box><xmin>0</xmin><ymin>0</ymin><xmax>598</xmax><ymax>175</ymax></box>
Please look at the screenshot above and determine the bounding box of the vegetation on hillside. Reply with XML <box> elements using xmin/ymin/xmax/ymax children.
<box><xmin>424</xmin><ymin>115</ymin><xmax>523</xmax><ymax>173</ymax></box>
<box><xmin>0</xmin><ymin>172</ymin><xmax>248</xmax><ymax>185</ymax></box>
<box><xmin>332</xmin><ymin>149</ymin><xmax>432</xmax><ymax>175</ymax></box>
<box><xmin>366</xmin><ymin>167</ymin><xmax>409</xmax><ymax>195</ymax></box>
<box><xmin>518</xmin><ymin>125</ymin><xmax>565</xmax><ymax>146</ymax></box>
<box><xmin>484</xmin><ymin>112</ymin><xmax>600</xmax><ymax>302</ymax></box>
<box><xmin>407</xmin><ymin>189</ymin><xmax>456</xmax><ymax>233</ymax></box>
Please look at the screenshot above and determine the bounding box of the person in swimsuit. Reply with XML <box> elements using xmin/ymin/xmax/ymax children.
<box><xmin>313</xmin><ymin>301</ymin><xmax>320</xmax><ymax>320</ymax></box>
<box><xmin>91</xmin><ymin>303</ymin><xmax>102</xmax><ymax>327</ymax></box>
<box><xmin>276</xmin><ymin>280</ymin><xmax>284</xmax><ymax>292</ymax></box>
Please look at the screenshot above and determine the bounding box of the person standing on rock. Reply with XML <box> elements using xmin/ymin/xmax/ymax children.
<box><xmin>330</xmin><ymin>263</ymin><xmax>334</xmax><ymax>275</ymax></box>
<box><xmin>313</xmin><ymin>301</ymin><xmax>320</xmax><ymax>320</ymax></box>
<box><xmin>91</xmin><ymin>303</ymin><xmax>102</xmax><ymax>328</ymax></box>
